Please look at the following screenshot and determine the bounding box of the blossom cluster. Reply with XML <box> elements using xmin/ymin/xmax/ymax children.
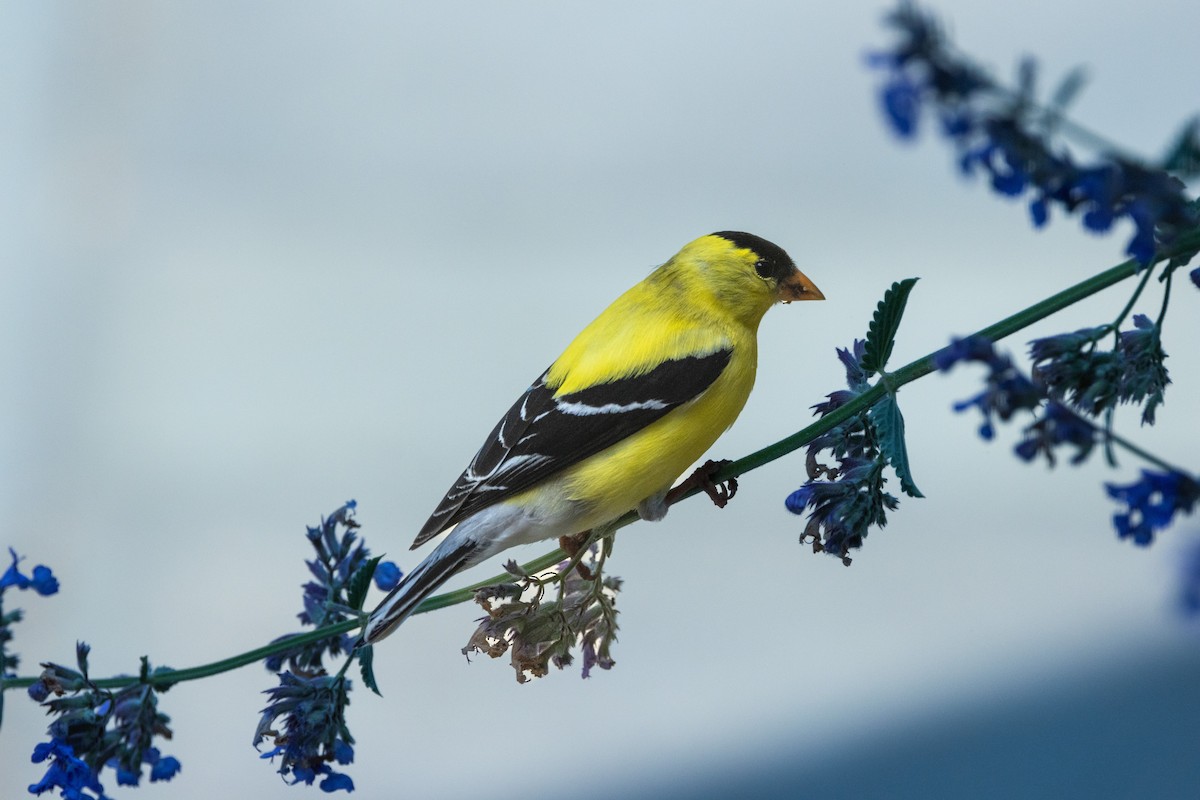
<box><xmin>785</xmin><ymin>341</ymin><xmax>901</xmax><ymax>564</ymax></box>
<box><xmin>462</xmin><ymin>546</ymin><xmax>621</xmax><ymax>683</ymax></box>
<box><xmin>870</xmin><ymin>1</ymin><xmax>1200</xmax><ymax>267</ymax></box>
<box><xmin>1029</xmin><ymin>314</ymin><xmax>1170</xmax><ymax>425</ymax></box>
<box><xmin>939</xmin><ymin>315</ymin><xmax>1172</xmax><ymax>453</ymax></box>
<box><xmin>1</xmin><ymin>549</ymin><xmax>59</xmax><ymax>600</ymax></box>
<box><xmin>862</xmin><ymin>1</ymin><xmax>1200</xmax><ymax>580</ymax></box>
<box><xmin>254</xmin><ymin>673</ymin><xmax>355</xmax><ymax>793</ymax></box>
<box><xmin>265</xmin><ymin>500</ymin><xmax>401</xmax><ymax>674</ymax></box>
<box><xmin>1106</xmin><ymin>470</ymin><xmax>1200</xmax><ymax>547</ymax></box>
<box><xmin>2</xmin><ymin>549</ymin><xmax>60</xmax><ymax>689</ymax></box>
<box><xmin>933</xmin><ymin>335</ymin><xmax>1100</xmax><ymax>466</ymax></box>
<box><xmin>27</xmin><ymin>643</ymin><xmax>181</xmax><ymax>799</ymax></box>
<box><xmin>936</xmin><ymin>334</ymin><xmax>1198</xmax><ymax>545</ymax></box>
<box><xmin>255</xmin><ymin>501</ymin><xmax>402</xmax><ymax>793</ymax></box>
<box><xmin>6</xmin><ymin>549</ymin><xmax>184</xmax><ymax>798</ymax></box>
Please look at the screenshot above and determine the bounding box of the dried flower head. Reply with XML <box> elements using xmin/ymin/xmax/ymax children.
<box><xmin>463</xmin><ymin>548</ymin><xmax>621</xmax><ymax>683</ymax></box>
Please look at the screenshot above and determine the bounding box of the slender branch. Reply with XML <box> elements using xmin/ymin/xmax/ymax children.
<box><xmin>1106</xmin><ymin>428</ymin><xmax>1190</xmax><ymax>476</ymax></box>
<box><xmin>1156</xmin><ymin>269</ymin><xmax>1174</xmax><ymax>332</ymax></box>
<box><xmin>1110</xmin><ymin>264</ymin><xmax>1157</xmax><ymax>341</ymax></box>
<box><xmin>408</xmin><ymin>549</ymin><xmax>568</xmax><ymax>614</ymax></box>
<box><xmin>6</xmin><ymin>228</ymin><xmax>1199</xmax><ymax>694</ymax></box>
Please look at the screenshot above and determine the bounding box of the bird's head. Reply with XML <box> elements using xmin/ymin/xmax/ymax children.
<box><xmin>666</xmin><ymin>231</ymin><xmax>823</xmax><ymax>325</ymax></box>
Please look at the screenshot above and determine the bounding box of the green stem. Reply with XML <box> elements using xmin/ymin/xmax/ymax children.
<box><xmin>1110</xmin><ymin>263</ymin><xmax>1157</xmax><ymax>343</ymax></box>
<box><xmin>1156</xmin><ymin>269</ymin><xmax>1173</xmax><ymax>332</ymax></box>
<box><xmin>408</xmin><ymin>549</ymin><xmax>568</xmax><ymax>615</ymax></box>
<box><xmin>1</xmin><ymin>551</ymin><xmax>572</xmax><ymax>692</ymax></box>
<box><xmin>1106</xmin><ymin>428</ymin><xmax>1189</xmax><ymax>475</ymax></box>
<box><xmin>6</xmin><ymin>230</ymin><xmax>1200</xmax><ymax>694</ymax></box>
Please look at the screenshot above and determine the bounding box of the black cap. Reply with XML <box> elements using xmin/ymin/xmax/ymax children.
<box><xmin>711</xmin><ymin>231</ymin><xmax>795</xmax><ymax>281</ymax></box>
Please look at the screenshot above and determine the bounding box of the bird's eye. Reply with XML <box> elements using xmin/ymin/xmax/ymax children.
<box><xmin>754</xmin><ymin>259</ymin><xmax>772</xmax><ymax>279</ymax></box>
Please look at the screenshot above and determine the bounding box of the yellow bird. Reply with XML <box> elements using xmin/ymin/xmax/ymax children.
<box><xmin>364</xmin><ymin>231</ymin><xmax>823</xmax><ymax>644</ymax></box>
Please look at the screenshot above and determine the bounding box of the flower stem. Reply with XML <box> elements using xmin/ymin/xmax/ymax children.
<box><xmin>1108</xmin><ymin>262</ymin><xmax>1157</xmax><ymax>344</ymax></box>
<box><xmin>1105</xmin><ymin>427</ymin><xmax>1190</xmax><ymax>476</ymax></box>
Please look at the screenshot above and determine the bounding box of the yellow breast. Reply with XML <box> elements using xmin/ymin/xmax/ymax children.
<box><xmin>559</xmin><ymin>330</ymin><xmax>757</xmax><ymax>526</ymax></box>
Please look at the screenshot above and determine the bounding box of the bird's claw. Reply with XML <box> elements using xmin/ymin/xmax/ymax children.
<box><xmin>558</xmin><ymin>531</ymin><xmax>596</xmax><ymax>580</ymax></box>
<box><xmin>667</xmin><ymin>459</ymin><xmax>738</xmax><ymax>509</ymax></box>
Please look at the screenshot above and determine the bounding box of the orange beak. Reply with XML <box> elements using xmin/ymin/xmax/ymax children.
<box><xmin>777</xmin><ymin>268</ymin><xmax>825</xmax><ymax>303</ymax></box>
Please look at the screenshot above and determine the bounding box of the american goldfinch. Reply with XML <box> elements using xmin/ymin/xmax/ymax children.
<box><xmin>364</xmin><ymin>231</ymin><xmax>823</xmax><ymax>644</ymax></box>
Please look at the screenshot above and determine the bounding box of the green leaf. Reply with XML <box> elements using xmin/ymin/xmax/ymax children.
<box><xmin>1161</xmin><ymin>118</ymin><xmax>1200</xmax><ymax>180</ymax></box>
<box><xmin>347</xmin><ymin>556</ymin><xmax>383</xmax><ymax>612</ymax></box>
<box><xmin>862</xmin><ymin>278</ymin><xmax>919</xmax><ymax>375</ymax></box>
<box><xmin>1043</xmin><ymin>66</ymin><xmax>1088</xmax><ymax>137</ymax></box>
<box><xmin>1015</xmin><ymin>56</ymin><xmax>1036</xmax><ymax>104</ymax></box>
<box><xmin>1049</xmin><ymin>66</ymin><xmax>1088</xmax><ymax>113</ymax></box>
<box><xmin>358</xmin><ymin>645</ymin><xmax>382</xmax><ymax>696</ymax></box>
<box><xmin>869</xmin><ymin>394</ymin><xmax>924</xmax><ymax>498</ymax></box>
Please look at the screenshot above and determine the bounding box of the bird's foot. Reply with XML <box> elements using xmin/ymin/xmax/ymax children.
<box><xmin>666</xmin><ymin>459</ymin><xmax>738</xmax><ymax>508</ymax></box>
<box><xmin>558</xmin><ymin>531</ymin><xmax>596</xmax><ymax>580</ymax></box>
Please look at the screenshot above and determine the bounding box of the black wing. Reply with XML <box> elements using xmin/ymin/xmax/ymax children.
<box><xmin>411</xmin><ymin>349</ymin><xmax>732</xmax><ymax>548</ymax></box>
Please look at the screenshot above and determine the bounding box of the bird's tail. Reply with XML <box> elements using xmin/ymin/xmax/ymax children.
<box><xmin>362</xmin><ymin>537</ymin><xmax>477</xmax><ymax>645</ymax></box>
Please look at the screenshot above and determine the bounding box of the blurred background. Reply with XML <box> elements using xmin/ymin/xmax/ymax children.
<box><xmin>3</xmin><ymin>2</ymin><xmax>1200</xmax><ymax>797</ymax></box>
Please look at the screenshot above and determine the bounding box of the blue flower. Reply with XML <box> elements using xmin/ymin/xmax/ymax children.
<box><xmin>1014</xmin><ymin>401</ymin><xmax>1096</xmax><ymax>465</ymax></box>
<box><xmin>29</xmin><ymin>566</ymin><xmax>60</xmax><ymax>596</ymax></box>
<box><xmin>149</xmin><ymin>753</ymin><xmax>182</xmax><ymax>782</ymax></box>
<box><xmin>880</xmin><ymin>73</ymin><xmax>921</xmax><ymax>138</ymax></box>
<box><xmin>837</xmin><ymin>339</ymin><xmax>871</xmax><ymax>392</ymax></box>
<box><xmin>107</xmin><ymin>746</ymin><xmax>183</xmax><ymax>786</ymax></box>
<box><xmin>1075</xmin><ymin>165</ymin><xmax>1120</xmax><ymax>232</ymax></box>
<box><xmin>115</xmin><ymin>765</ymin><xmax>140</xmax><ymax>786</ymax></box>
<box><xmin>27</xmin><ymin>647</ymin><xmax>181</xmax><ymax>792</ymax></box>
<box><xmin>1125</xmin><ymin>201</ymin><xmax>1157</xmax><ymax>263</ymax></box>
<box><xmin>1190</xmin><ymin>266</ymin><xmax>1200</xmax><ymax>289</ymax></box>
<box><xmin>3</xmin><ymin>550</ymin><xmax>59</xmax><ymax>682</ymax></box>
<box><xmin>1029</xmin><ymin>315</ymin><xmax>1169</xmax><ymax>424</ymax></box>
<box><xmin>939</xmin><ymin>109</ymin><xmax>973</xmax><ymax>138</ymax></box>
<box><xmin>254</xmin><ymin>672</ymin><xmax>356</xmax><ymax>793</ymax></box>
<box><xmin>1029</xmin><ymin>195</ymin><xmax>1049</xmax><ymax>227</ymax></box>
<box><xmin>372</xmin><ymin>561</ymin><xmax>402</xmax><ymax>592</ymax></box>
<box><xmin>301</xmin><ymin>501</ymin><xmax>367</xmax><ymax>628</ymax></box>
<box><xmin>1105</xmin><ymin>469</ymin><xmax>1200</xmax><ymax>546</ymax></box>
<box><xmin>1116</xmin><ymin>314</ymin><xmax>1170</xmax><ymax>424</ymax></box>
<box><xmin>274</xmin><ymin>501</ymin><xmax>398</xmax><ymax>674</ymax></box>
<box><xmin>805</xmin><ymin>341</ymin><xmax>873</xmax><ymax>462</ymax></box>
<box><xmin>932</xmin><ymin>334</ymin><xmax>998</xmax><ymax>370</ymax></box>
<box><xmin>787</xmin><ymin>458</ymin><xmax>899</xmax><ymax>564</ymax></box>
<box><xmin>939</xmin><ymin>337</ymin><xmax>1111</xmax><ymax>466</ymax></box>
<box><xmin>786</xmin><ymin>341</ymin><xmax>905</xmax><ymax>563</ymax></box>
<box><xmin>938</xmin><ymin>336</ymin><xmax>1043</xmax><ymax>440</ymax></box>
<box><xmin>870</xmin><ymin>2</ymin><xmax>1199</xmax><ymax>264</ymax></box>
<box><xmin>28</xmin><ymin>738</ymin><xmax>108</xmax><ymax>800</ymax></box>
<box><xmin>1</xmin><ymin>548</ymin><xmax>59</xmax><ymax>596</ymax></box>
